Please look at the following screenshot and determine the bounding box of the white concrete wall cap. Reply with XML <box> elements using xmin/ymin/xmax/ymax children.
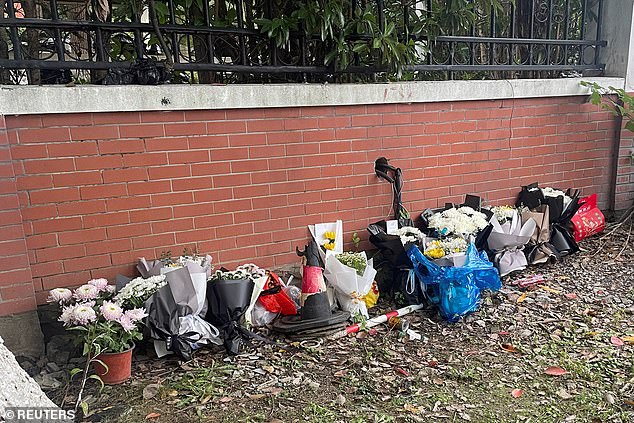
<box><xmin>0</xmin><ymin>77</ymin><xmax>625</xmax><ymax>116</ymax></box>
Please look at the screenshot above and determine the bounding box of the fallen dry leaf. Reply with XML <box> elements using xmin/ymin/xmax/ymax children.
<box><xmin>556</xmin><ymin>388</ymin><xmax>573</xmax><ymax>400</ymax></box>
<box><xmin>564</xmin><ymin>293</ymin><xmax>578</xmax><ymax>299</ymax></box>
<box><xmin>145</xmin><ymin>412</ymin><xmax>161</xmax><ymax>420</ymax></box>
<box><xmin>610</xmin><ymin>336</ymin><xmax>624</xmax><ymax>346</ymax></box>
<box><xmin>517</xmin><ymin>292</ymin><xmax>528</xmax><ymax>303</ymax></box>
<box><xmin>544</xmin><ymin>366</ymin><xmax>568</xmax><ymax>376</ymax></box>
<box><xmin>511</xmin><ymin>389</ymin><xmax>524</xmax><ymax>398</ymax></box>
<box><xmin>622</xmin><ymin>336</ymin><xmax>634</xmax><ymax>344</ymax></box>
<box><xmin>396</xmin><ymin>367</ymin><xmax>410</xmax><ymax>377</ymax></box>
<box><xmin>501</xmin><ymin>343</ymin><xmax>519</xmax><ymax>353</ymax></box>
<box><xmin>540</xmin><ymin>286</ymin><xmax>561</xmax><ymax>294</ymax></box>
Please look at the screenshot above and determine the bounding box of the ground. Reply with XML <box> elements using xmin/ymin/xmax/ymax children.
<box><xmin>47</xmin><ymin>225</ymin><xmax>634</xmax><ymax>423</ymax></box>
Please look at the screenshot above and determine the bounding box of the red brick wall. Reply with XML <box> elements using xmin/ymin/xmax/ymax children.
<box><xmin>0</xmin><ymin>95</ymin><xmax>625</xmax><ymax>309</ymax></box>
<box><xmin>0</xmin><ymin>115</ymin><xmax>38</xmax><ymax>315</ymax></box>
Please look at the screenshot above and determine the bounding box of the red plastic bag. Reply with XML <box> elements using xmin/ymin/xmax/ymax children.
<box><xmin>258</xmin><ymin>272</ymin><xmax>298</xmax><ymax>316</ymax></box>
<box><xmin>571</xmin><ymin>193</ymin><xmax>605</xmax><ymax>242</ymax></box>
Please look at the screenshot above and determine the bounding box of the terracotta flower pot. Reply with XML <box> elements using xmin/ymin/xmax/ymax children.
<box><xmin>93</xmin><ymin>344</ymin><xmax>134</xmax><ymax>385</ymax></box>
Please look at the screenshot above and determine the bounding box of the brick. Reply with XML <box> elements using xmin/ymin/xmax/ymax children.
<box><xmin>119</xmin><ymin>124</ymin><xmax>165</xmax><ymax>138</ymax></box>
<box><xmin>106</xmin><ymin>223</ymin><xmax>152</xmax><ymax>239</ymax></box>
<box><xmin>36</xmin><ymin>244</ymin><xmax>85</xmax><ymax>262</ymax></box>
<box><xmin>211</xmin><ymin>148</ymin><xmax>249</xmax><ymax>161</ymax></box>
<box><xmin>98</xmin><ymin>139</ymin><xmax>145</xmax><ymax>154</ymax></box>
<box><xmin>58</xmin><ymin>228</ymin><xmax>107</xmax><ymax>245</ymax></box>
<box><xmin>64</xmin><ymin>254</ymin><xmax>111</xmax><ymax>272</ymax></box>
<box><xmin>16</xmin><ymin>175</ymin><xmax>53</xmax><ymax>190</ymax></box>
<box><xmin>0</xmin><ymin>254</ymin><xmax>30</xmax><ymax>272</ymax></box>
<box><xmin>188</xmin><ymin>135</ymin><xmax>229</xmax><ymax>149</ymax></box>
<box><xmin>151</xmin><ymin>192</ymin><xmax>194</xmax><ymax>207</ymax></box>
<box><xmin>71</xmin><ymin>126</ymin><xmax>119</xmax><ymax>141</ymax></box>
<box><xmin>23</xmin><ymin>158</ymin><xmax>75</xmax><ymax>174</ymax></box>
<box><xmin>164</xmin><ymin>122</ymin><xmax>207</xmax><ymax>136</ymax></box>
<box><xmin>129</xmin><ymin>207</ymin><xmax>173</xmax><ymax>223</ymax></box>
<box><xmin>152</xmin><ymin>218</ymin><xmax>194</xmax><ymax>234</ymax></box>
<box><xmin>193</xmin><ymin>187</ymin><xmax>232</xmax><ymax>202</ymax></box>
<box><xmin>1</xmin><ymin>284</ymin><xmax>35</xmax><ymax>302</ymax></box>
<box><xmin>48</xmin><ymin>141</ymin><xmax>99</xmax><ymax>157</ymax></box>
<box><xmin>145</xmin><ymin>136</ymin><xmax>189</xmax><ymax>151</ymax></box>
<box><xmin>184</xmin><ymin>110</ymin><xmax>226</xmax><ymax>121</ymax></box>
<box><xmin>40</xmin><ymin>270</ymin><xmax>92</xmax><ymax>290</ymax></box>
<box><xmin>107</xmin><ymin>196</ymin><xmax>152</xmax><ymax>211</ymax></box>
<box><xmin>168</xmin><ymin>150</ymin><xmax>210</xmax><ymax>164</ymax></box>
<box><xmin>58</xmin><ymin>200</ymin><xmax>106</xmax><ymax>216</ymax></box>
<box><xmin>232</xmin><ymin>159</ymin><xmax>268</xmax><ymax>173</ymax></box>
<box><xmin>267</xmin><ymin>132</ymin><xmax>302</xmax><ymax>144</ymax></box>
<box><xmin>19</xmin><ymin>127</ymin><xmax>70</xmax><ymax>143</ymax></box>
<box><xmin>93</xmin><ymin>112</ymin><xmax>141</xmax><ymax>125</ymax></box>
<box><xmin>141</xmin><ymin>111</ymin><xmax>185</xmax><ymax>123</ymax></box>
<box><xmin>177</xmin><ymin>176</ymin><xmax>218</xmax><ymax>195</ymax></box>
<box><xmin>52</xmin><ymin>171</ymin><xmax>102</xmax><ymax>187</ymax></box>
<box><xmin>229</xmin><ymin>133</ymin><xmax>267</xmax><ymax>147</ymax></box>
<box><xmin>103</xmin><ymin>168</ymin><xmax>148</xmax><ymax>183</ymax></box>
<box><xmin>0</xmin><ymin>210</ymin><xmax>22</xmax><ymax>226</ymax></box>
<box><xmin>132</xmin><ymin>233</ymin><xmax>176</xmax><ymax>249</ymax></box>
<box><xmin>208</xmin><ymin>121</ymin><xmax>246</xmax><ymax>134</ymax></box>
<box><xmin>128</xmin><ymin>180</ymin><xmax>171</xmax><ymax>195</ymax></box>
<box><xmin>193</xmin><ymin>213</ymin><xmax>233</xmax><ymax>229</ymax></box>
<box><xmin>25</xmin><ymin>233</ymin><xmax>57</xmax><ymax>250</ymax></box>
<box><xmin>85</xmin><ymin>238</ymin><xmax>133</xmax><ymax>255</ymax></box>
<box><xmin>30</xmin><ymin>261</ymin><xmax>64</xmax><ymax>277</ymax></box>
<box><xmin>10</xmin><ymin>144</ymin><xmax>48</xmax><ymax>160</ymax></box>
<box><xmin>21</xmin><ymin>205</ymin><xmax>57</xmax><ymax>221</ymax></box>
<box><xmin>122</xmin><ymin>152</ymin><xmax>168</xmax><ymax>167</ymax></box>
<box><xmin>0</xmin><ymin>224</ymin><xmax>25</xmax><ymax>242</ymax></box>
<box><xmin>173</xmin><ymin>203</ymin><xmax>214</xmax><ymax>218</ymax></box>
<box><xmin>191</xmin><ymin>162</ymin><xmax>232</xmax><ymax>176</ymax></box>
<box><xmin>41</xmin><ymin>113</ymin><xmax>93</xmax><ymax>127</ymax></box>
<box><xmin>83</xmin><ymin>211</ymin><xmax>130</xmax><ymax>228</ymax></box>
<box><xmin>80</xmin><ymin>183</ymin><xmax>127</xmax><ymax>200</ymax></box>
<box><xmin>30</xmin><ymin>187</ymin><xmax>80</xmax><ymax>205</ymax></box>
<box><xmin>148</xmin><ymin>165</ymin><xmax>191</xmax><ymax>180</ymax></box>
<box><xmin>75</xmin><ymin>155</ymin><xmax>123</xmax><ymax>170</ymax></box>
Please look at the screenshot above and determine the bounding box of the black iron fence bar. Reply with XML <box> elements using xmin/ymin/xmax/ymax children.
<box><xmin>1</xmin><ymin>18</ymin><xmax>608</xmax><ymax>46</ymax></box>
<box><xmin>0</xmin><ymin>58</ymin><xmax>604</xmax><ymax>73</ymax></box>
<box><xmin>432</xmin><ymin>36</ymin><xmax>606</xmax><ymax>46</ymax></box>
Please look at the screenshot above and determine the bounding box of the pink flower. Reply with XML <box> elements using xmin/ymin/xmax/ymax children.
<box><xmin>71</xmin><ymin>303</ymin><xmax>97</xmax><ymax>325</ymax></box>
<box><xmin>47</xmin><ymin>288</ymin><xmax>72</xmax><ymax>303</ymax></box>
<box><xmin>105</xmin><ymin>285</ymin><xmax>116</xmax><ymax>294</ymax></box>
<box><xmin>88</xmin><ymin>278</ymin><xmax>109</xmax><ymax>291</ymax></box>
<box><xmin>117</xmin><ymin>315</ymin><xmax>137</xmax><ymax>332</ymax></box>
<box><xmin>73</xmin><ymin>284</ymin><xmax>99</xmax><ymax>301</ymax></box>
<box><xmin>100</xmin><ymin>301</ymin><xmax>123</xmax><ymax>321</ymax></box>
<box><xmin>58</xmin><ymin>304</ymin><xmax>76</xmax><ymax>326</ymax></box>
<box><xmin>124</xmin><ymin>308</ymin><xmax>148</xmax><ymax>322</ymax></box>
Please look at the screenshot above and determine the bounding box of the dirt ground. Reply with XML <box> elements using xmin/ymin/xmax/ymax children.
<box><xmin>47</xmin><ymin>225</ymin><xmax>634</xmax><ymax>423</ymax></box>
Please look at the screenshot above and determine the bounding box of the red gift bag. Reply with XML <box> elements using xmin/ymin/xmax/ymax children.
<box><xmin>258</xmin><ymin>272</ymin><xmax>298</xmax><ymax>316</ymax></box>
<box><xmin>571</xmin><ymin>193</ymin><xmax>605</xmax><ymax>242</ymax></box>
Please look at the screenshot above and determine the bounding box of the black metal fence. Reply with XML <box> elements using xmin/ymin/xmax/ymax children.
<box><xmin>0</xmin><ymin>0</ymin><xmax>605</xmax><ymax>84</ymax></box>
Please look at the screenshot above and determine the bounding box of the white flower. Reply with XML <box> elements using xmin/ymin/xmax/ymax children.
<box><xmin>47</xmin><ymin>288</ymin><xmax>72</xmax><ymax>303</ymax></box>
<box><xmin>117</xmin><ymin>315</ymin><xmax>136</xmax><ymax>332</ymax></box>
<box><xmin>428</xmin><ymin>207</ymin><xmax>488</xmax><ymax>237</ymax></box>
<box><xmin>88</xmin><ymin>278</ymin><xmax>109</xmax><ymax>291</ymax></box>
<box><xmin>100</xmin><ymin>301</ymin><xmax>123</xmax><ymax>321</ymax></box>
<box><xmin>396</xmin><ymin>226</ymin><xmax>424</xmax><ymax>245</ymax></box>
<box><xmin>105</xmin><ymin>285</ymin><xmax>116</xmax><ymax>294</ymax></box>
<box><xmin>124</xmin><ymin>308</ymin><xmax>148</xmax><ymax>322</ymax></box>
<box><xmin>490</xmin><ymin>206</ymin><xmax>515</xmax><ymax>223</ymax></box>
<box><xmin>113</xmin><ymin>275</ymin><xmax>167</xmax><ymax>306</ymax></box>
<box><xmin>73</xmin><ymin>284</ymin><xmax>99</xmax><ymax>301</ymax></box>
<box><xmin>71</xmin><ymin>304</ymin><xmax>97</xmax><ymax>325</ymax></box>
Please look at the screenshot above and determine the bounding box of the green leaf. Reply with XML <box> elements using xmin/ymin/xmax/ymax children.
<box><xmin>91</xmin><ymin>358</ymin><xmax>109</xmax><ymax>374</ymax></box>
<box><xmin>69</xmin><ymin>367</ymin><xmax>83</xmax><ymax>379</ymax></box>
<box><xmin>80</xmin><ymin>401</ymin><xmax>89</xmax><ymax>417</ymax></box>
<box><xmin>88</xmin><ymin>374</ymin><xmax>106</xmax><ymax>391</ymax></box>
<box><xmin>625</xmin><ymin>121</ymin><xmax>634</xmax><ymax>132</ymax></box>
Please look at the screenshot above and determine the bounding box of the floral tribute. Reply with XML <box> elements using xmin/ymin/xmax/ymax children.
<box><xmin>48</xmin><ymin>278</ymin><xmax>147</xmax><ymax>355</ymax></box>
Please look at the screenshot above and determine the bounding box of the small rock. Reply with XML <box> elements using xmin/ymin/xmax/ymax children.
<box><xmin>143</xmin><ymin>383</ymin><xmax>161</xmax><ymax>400</ymax></box>
<box><xmin>335</xmin><ymin>394</ymin><xmax>346</xmax><ymax>406</ymax></box>
<box><xmin>46</xmin><ymin>362</ymin><xmax>61</xmax><ymax>373</ymax></box>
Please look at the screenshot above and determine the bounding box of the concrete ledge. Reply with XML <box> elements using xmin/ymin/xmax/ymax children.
<box><xmin>0</xmin><ymin>311</ymin><xmax>44</xmax><ymax>357</ymax></box>
<box><xmin>0</xmin><ymin>77</ymin><xmax>625</xmax><ymax>116</ymax></box>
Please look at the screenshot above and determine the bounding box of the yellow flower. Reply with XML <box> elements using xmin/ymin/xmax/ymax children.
<box><xmin>424</xmin><ymin>247</ymin><xmax>445</xmax><ymax>259</ymax></box>
<box><xmin>323</xmin><ymin>241</ymin><xmax>336</xmax><ymax>250</ymax></box>
<box><xmin>324</xmin><ymin>231</ymin><xmax>336</xmax><ymax>241</ymax></box>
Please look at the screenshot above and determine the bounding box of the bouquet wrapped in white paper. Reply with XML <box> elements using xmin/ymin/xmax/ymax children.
<box><xmin>487</xmin><ymin>210</ymin><xmax>536</xmax><ymax>276</ymax></box>
<box><xmin>323</xmin><ymin>251</ymin><xmax>377</xmax><ymax>318</ymax></box>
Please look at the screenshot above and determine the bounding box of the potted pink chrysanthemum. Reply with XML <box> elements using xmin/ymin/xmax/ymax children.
<box><xmin>48</xmin><ymin>279</ymin><xmax>146</xmax><ymax>388</ymax></box>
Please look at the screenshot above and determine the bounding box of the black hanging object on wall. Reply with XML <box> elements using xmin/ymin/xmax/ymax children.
<box><xmin>374</xmin><ymin>157</ymin><xmax>412</xmax><ymax>227</ymax></box>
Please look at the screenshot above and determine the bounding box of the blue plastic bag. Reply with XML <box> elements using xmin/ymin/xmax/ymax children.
<box><xmin>406</xmin><ymin>243</ymin><xmax>501</xmax><ymax>322</ymax></box>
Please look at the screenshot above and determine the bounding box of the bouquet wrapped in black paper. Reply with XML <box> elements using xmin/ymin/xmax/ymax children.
<box><xmin>205</xmin><ymin>265</ymin><xmax>260</xmax><ymax>355</ymax></box>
